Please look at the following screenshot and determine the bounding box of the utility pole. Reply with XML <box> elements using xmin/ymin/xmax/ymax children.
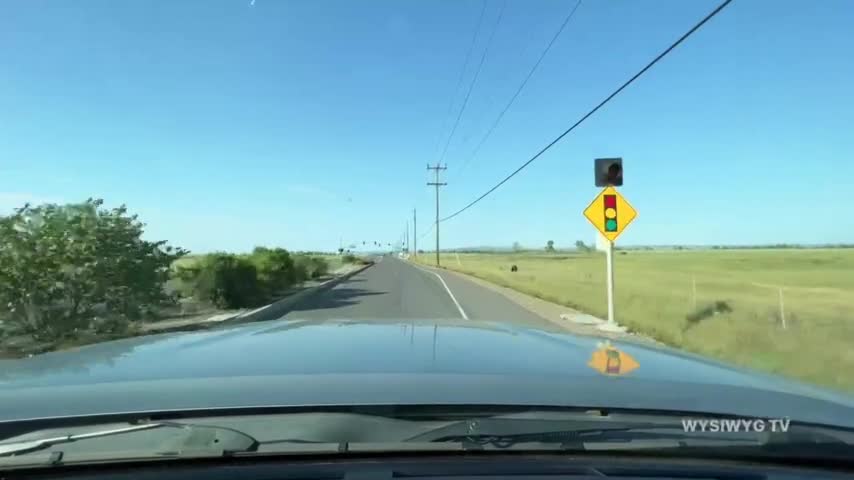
<box><xmin>405</xmin><ymin>221</ymin><xmax>409</xmax><ymax>254</ymax></box>
<box><xmin>413</xmin><ymin>208</ymin><xmax>417</xmax><ymax>257</ymax></box>
<box><xmin>427</xmin><ymin>164</ymin><xmax>447</xmax><ymax>267</ymax></box>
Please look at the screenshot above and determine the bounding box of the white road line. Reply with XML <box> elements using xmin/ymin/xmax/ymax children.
<box><xmin>405</xmin><ymin>260</ymin><xmax>469</xmax><ymax>320</ymax></box>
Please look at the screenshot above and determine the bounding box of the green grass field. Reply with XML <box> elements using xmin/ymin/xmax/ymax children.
<box><xmin>416</xmin><ymin>249</ymin><xmax>854</xmax><ymax>391</ymax></box>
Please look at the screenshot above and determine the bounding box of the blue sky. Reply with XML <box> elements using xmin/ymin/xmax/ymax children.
<box><xmin>1</xmin><ymin>0</ymin><xmax>852</xmax><ymax>253</ymax></box>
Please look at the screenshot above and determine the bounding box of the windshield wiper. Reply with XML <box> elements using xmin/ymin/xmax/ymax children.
<box><xmin>0</xmin><ymin>421</ymin><xmax>258</xmax><ymax>457</ymax></box>
<box><xmin>405</xmin><ymin>414</ymin><xmax>792</xmax><ymax>450</ymax></box>
<box><xmin>431</xmin><ymin>425</ymin><xmax>756</xmax><ymax>449</ymax></box>
<box><xmin>419</xmin><ymin>416</ymin><xmax>854</xmax><ymax>457</ymax></box>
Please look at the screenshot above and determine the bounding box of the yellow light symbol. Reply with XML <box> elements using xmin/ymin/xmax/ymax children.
<box><xmin>604</xmin><ymin>207</ymin><xmax>617</xmax><ymax>219</ymax></box>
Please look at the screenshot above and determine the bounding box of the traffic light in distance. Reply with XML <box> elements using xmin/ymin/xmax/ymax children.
<box><xmin>603</xmin><ymin>194</ymin><xmax>618</xmax><ymax>232</ymax></box>
<box><xmin>595</xmin><ymin>158</ymin><xmax>623</xmax><ymax>187</ymax></box>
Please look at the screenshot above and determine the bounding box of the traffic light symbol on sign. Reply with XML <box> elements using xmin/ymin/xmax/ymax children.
<box><xmin>603</xmin><ymin>195</ymin><xmax>618</xmax><ymax>232</ymax></box>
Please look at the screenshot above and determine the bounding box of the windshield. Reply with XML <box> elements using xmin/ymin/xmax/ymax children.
<box><xmin>1</xmin><ymin>0</ymin><xmax>853</xmax><ymax>467</ymax></box>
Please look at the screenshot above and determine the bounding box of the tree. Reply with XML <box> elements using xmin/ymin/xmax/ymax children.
<box><xmin>512</xmin><ymin>241</ymin><xmax>523</xmax><ymax>252</ymax></box>
<box><xmin>545</xmin><ymin>240</ymin><xmax>555</xmax><ymax>252</ymax></box>
<box><xmin>575</xmin><ymin>240</ymin><xmax>591</xmax><ymax>253</ymax></box>
<box><xmin>0</xmin><ymin>199</ymin><xmax>187</xmax><ymax>339</ymax></box>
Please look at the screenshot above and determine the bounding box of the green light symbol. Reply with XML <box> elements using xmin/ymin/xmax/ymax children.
<box><xmin>605</xmin><ymin>219</ymin><xmax>618</xmax><ymax>232</ymax></box>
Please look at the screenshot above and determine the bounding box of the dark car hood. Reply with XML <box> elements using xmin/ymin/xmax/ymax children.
<box><xmin>1</xmin><ymin>318</ymin><xmax>853</xmax><ymax>426</ymax></box>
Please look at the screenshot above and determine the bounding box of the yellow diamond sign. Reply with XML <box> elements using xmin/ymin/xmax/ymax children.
<box><xmin>588</xmin><ymin>345</ymin><xmax>640</xmax><ymax>376</ymax></box>
<box><xmin>583</xmin><ymin>186</ymin><xmax>637</xmax><ymax>242</ymax></box>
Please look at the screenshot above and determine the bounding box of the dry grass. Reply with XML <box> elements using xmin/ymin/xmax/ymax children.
<box><xmin>417</xmin><ymin>249</ymin><xmax>854</xmax><ymax>391</ymax></box>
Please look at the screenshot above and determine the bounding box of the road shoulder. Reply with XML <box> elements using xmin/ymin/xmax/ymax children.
<box><xmin>410</xmin><ymin>259</ymin><xmax>658</xmax><ymax>345</ymax></box>
<box><xmin>141</xmin><ymin>262</ymin><xmax>374</xmax><ymax>334</ymax></box>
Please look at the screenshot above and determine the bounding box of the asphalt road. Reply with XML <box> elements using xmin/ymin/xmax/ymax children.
<box><xmin>281</xmin><ymin>256</ymin><xmax>563</xmax><ymax>331</ymax></box>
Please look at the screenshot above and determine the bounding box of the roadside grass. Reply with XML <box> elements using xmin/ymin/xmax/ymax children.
<box><xmin>415</xmin><ymin>249</ymin><xmax>854</xmax><ymax>391</ymax></box>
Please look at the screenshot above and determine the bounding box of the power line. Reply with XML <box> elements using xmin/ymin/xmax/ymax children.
<box><xmin>457</xmin><ymin>0</ymin><xmax>583</xmax><ymax>177</ymax></box>
<box><xmin>432</xmin><ymin>0</ymin><xmax>488</xmax><ymax>160</ymax></box>
<box><xmin>420</xmin><ymin>221</ymin><xmax>436</xmax><ymax>240</ymax></box>
<box><xmin>441</xmin><ymin>0</ymin><xmax>733</xmax><ymax>223</ymax></box>
<box><xmin>437</xmin><ymin>0</ymin><xmax>507</xmax><ymax>166</ymax></box>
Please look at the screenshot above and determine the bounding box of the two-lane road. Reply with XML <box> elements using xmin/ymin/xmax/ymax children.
<box><xmin>281</xmin><ymin>256</ymin><xmax>563</xmax><ymax>331</ymax></box>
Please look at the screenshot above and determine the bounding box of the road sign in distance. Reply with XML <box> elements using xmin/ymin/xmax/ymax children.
<box><xmin>595</xmin><ymin>158</ymin><xmax>623</xmax><ymax>187</ymax></box>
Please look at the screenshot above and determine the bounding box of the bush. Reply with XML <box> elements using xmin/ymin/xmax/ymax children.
<box><xmin>309</xmin><ymin>256</ymin><xmax>329</xmax><ymax>278</ymax></box>
<box><xmin>342</xmin><ymin>254</ymin><xmax>359</xmax><ymax>264</ymax></box>
<box><xmin>685</xmin><ymin>301</ymin><xmax>733</xmax><ymax>328</ymax></box>
<box><xmin>177</xmin><ymin>249</ymin><xmax>330</xmax><ymax>309</ymax></box>
<box><xmin>193</xmin><ymin>254</ymin><xmax>262</xmax><ymax>309</ymax></box>
<box><xmin>0</xmin><ymin>199</ymin><xmax>186</xmax><ymax>340</ymax></box>
<box><xmin>294</xmin><ymin>255</ymin><xmax>329</xmax><ymax>280</ymax></box>
<box><xmin>249</xmin><ymin>247</ymin><xmax>297</xmax><ymax>295</ymax></box>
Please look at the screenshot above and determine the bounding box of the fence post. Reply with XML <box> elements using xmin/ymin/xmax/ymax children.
<box><xmin>778</xmin><ymin>287</ymin><xmax>786</xmax><ymax>330</ymax></box>
<box><xmin>692</xmin><ymin>275</ymin><xmax>697</xmax><ymax>310</ymax></box>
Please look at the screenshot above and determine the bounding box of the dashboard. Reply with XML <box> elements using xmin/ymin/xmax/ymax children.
<box><xmin>7</xmin><ymin>454</ymin><xmax>854</xmax><ymax>480</ymax></box>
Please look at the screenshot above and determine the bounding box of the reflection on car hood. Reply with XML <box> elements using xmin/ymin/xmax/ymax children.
<box><xmin>0</xmin><ymin>318</ymin><xmax>852</xmax><ymax>425</ymax></box>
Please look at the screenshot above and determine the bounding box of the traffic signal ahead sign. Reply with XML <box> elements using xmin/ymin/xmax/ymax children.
<box><xmin>583</xmin><ymin>186</ymin><xmax>637</xmax><ymax>242</ymax></box>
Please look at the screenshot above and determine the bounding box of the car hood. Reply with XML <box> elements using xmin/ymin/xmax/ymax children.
<box><xmin>1</xmin><ymin>318</ymin><xmax>853</xmax><ymax>426</ymax></box>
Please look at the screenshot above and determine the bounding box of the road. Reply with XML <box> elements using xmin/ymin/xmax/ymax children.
<box><xmin>280</xmin><ymin>256</ymin><xmax>563</xmax><ymax>331</ymax></box>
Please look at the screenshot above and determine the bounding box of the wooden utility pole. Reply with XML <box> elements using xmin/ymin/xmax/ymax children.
<box><xmin>413</xmin><ymin>208</ymin><xmax>417</xmax><ymax>257</ymax></box>
<box><xmin>427</xmin><ymin>164</ymin><xmax>447</xmax><ymax>266</ymax></box>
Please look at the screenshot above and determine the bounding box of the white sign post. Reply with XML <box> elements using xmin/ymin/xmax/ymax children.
<box><xmin>605</xmin><ymin>240</ymin><xmax>615</xmax><ymax>324</ymax></box>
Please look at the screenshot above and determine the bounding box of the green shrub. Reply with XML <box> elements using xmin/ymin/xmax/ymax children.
<box><xmin>0</xmin><ymin>199</ymin><xmax>186</xmax><ymax>340</ymax></box>
<box><xmin>292</xmin><ymin>256</ymin><xmax>309</xmax><ymax>283</ymax></box>
<box><xmin>249</xmin><ymin>247</ymin><xmax>297</xmax><ymax>295</ymax></box>
<box><xmin>342</xmin><ymin>254</ymin><xmax>359</xmax><ymax>264</ymax></box>
<box><xmin>193</xmin><ymin>254</ymin><xmax>262</xmax><ymax>309</ymax></box>
<box><xmin>294</xmin><ymin>255</ymin><xmax>329</xmax><ymax>280</ymax></box>
<box><xmin>308</xmin><ymin>256</ymin><xmax>329</xmax><ymax>278</ymax></box>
